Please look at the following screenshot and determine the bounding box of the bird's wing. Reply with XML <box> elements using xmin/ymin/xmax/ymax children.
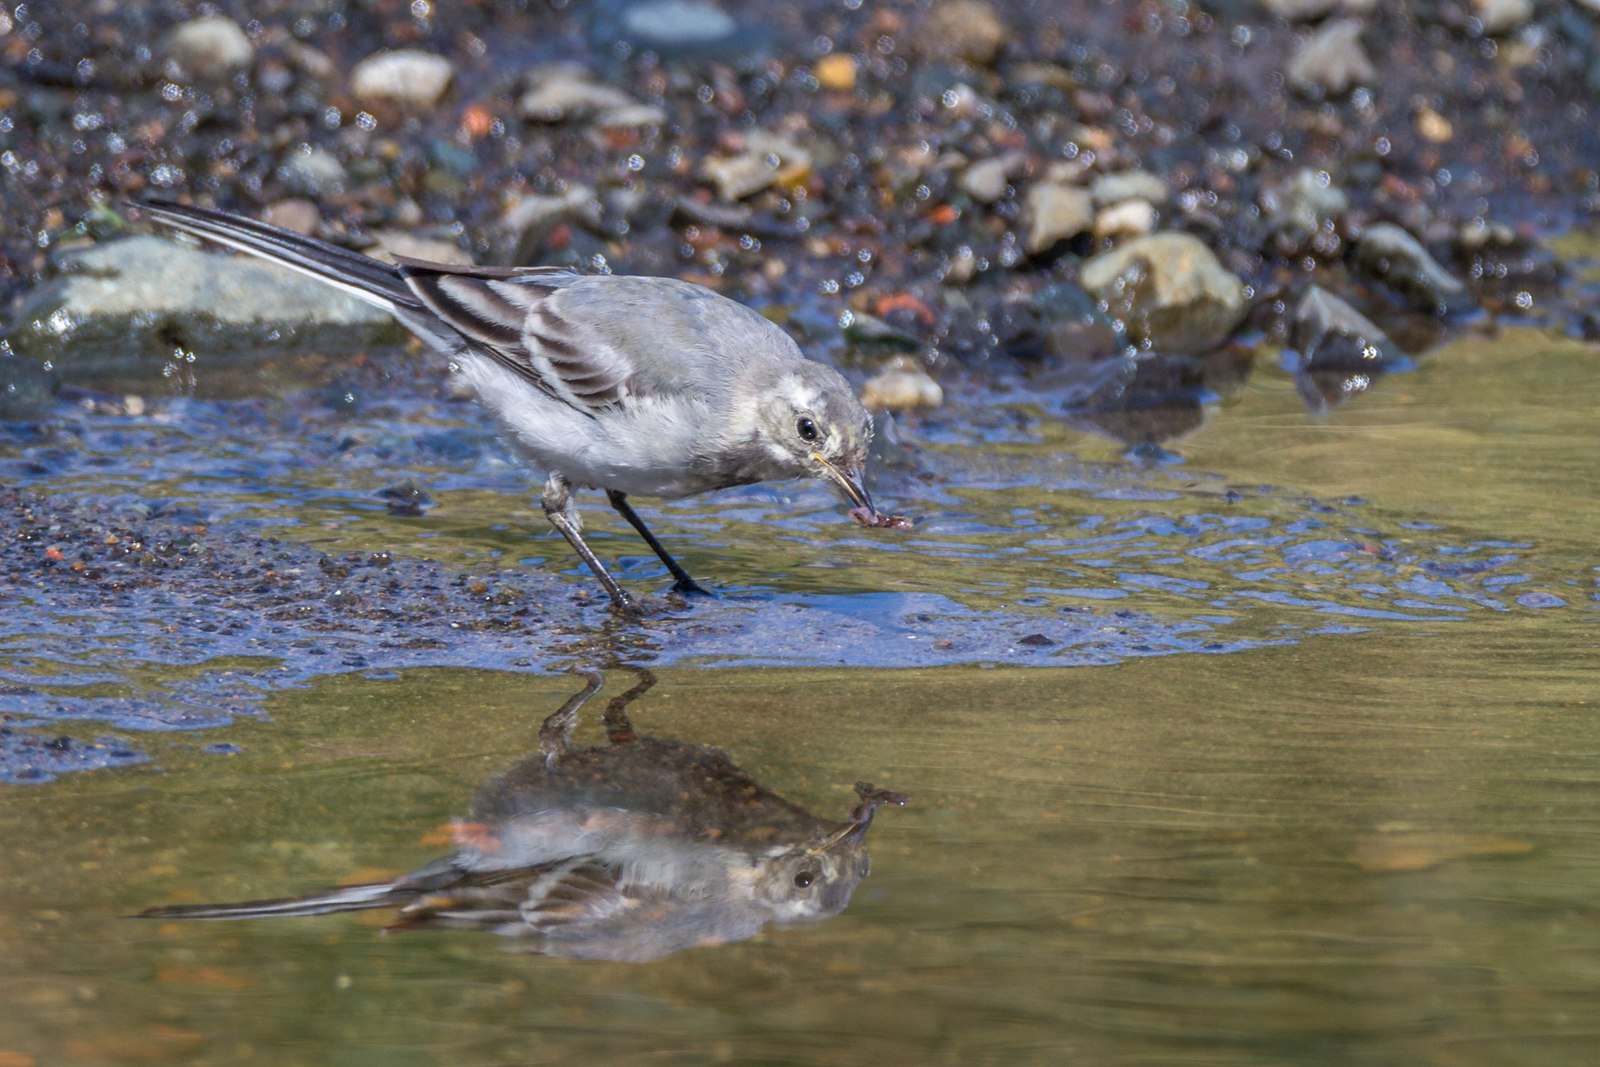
<box><xmin>388</xmin><ymin>856</ymin><xmax>636</xmax><ymax>934</ymax></box>
<box><xmin>396</xmin><ymin>261</ymin><xmax>640</xmax><ymax>417</ymax></box>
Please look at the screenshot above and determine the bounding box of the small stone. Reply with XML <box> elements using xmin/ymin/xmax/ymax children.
<box><xmin>1263</xmin><ymin>168</ymin><xmax>1349</xmax><ymax>243</ymax></box>
<box><xmin>1473</xmin><ymin>0</ymin><xmax>1533</xmax><ymax>35</ymax></box>
<box><xmin>163</xmin><ymin>16</ymin><xmax>254</xmax><ymax>81</ymax></box>
<box><xmin>276</xmin><ymin>146</ymin><xmax>346</xmax><ymax>197</ymax></box>
<box><xmin>262</xmin><ymin>199</ymin><xmax>320</xmax><ymax>236</ymax></box>
<box><xmin>815</xmin><ymin>53</ymin><xmax>858</xmax><ymax>92</ymax></box>
<box><xmin>1287</xmin><ymin>19</ymin><xmax>1376</xmax><ymax>97</ymax></box>
<box><xmin>1286</xmin><ymin>286</ymin><xmax>1412</xmax><ymax>413</ymax></box>
<box><xmin>860</xmin><ymin>356</ymin><xmax>943</xmax><ymax>412</ymax></box>
<box><xmin>1023</xmin><ymin>183</ymin><xmax>1095</xmax><ymax>254</ymax></box>
<box><xmin>960</xmin><ymin>153</ymin><xmax>1023</xmax><ymax>204</ymax></box>
<box><xmin>702</xmin><ymin>131</ymin><xmax>811</xmax><ymax>201</ymax></box>
<box><xmin>1090</xmin><ymin>171</ymin><xmax>1169</xmax><ymax>207</ymax></box>
<box><xmin>350</xmin><ymin>50</ymin><xmax>455</xmax><ymax>113</ymax></box>
<box><xmin>621</xmin><ymin>0</ymin><xmax>738</xmax><ymax>47</ymax></box>
<box><xmin>1260</xmin><ymin>0</ymin><xmax>1343</xmax><ymax>19</ymax></box>
<box><xmin>1353</xmin><ymin>222</ymin><xmax>1471</xmax><ymax>313</ymax></box>
<box><xmin>1415</xmin><ymin>105</ymin><xmax>1453</xmax><ymax>143</ymax></box>
<box><xmin>1093</xmin><ymin>198</ymin><xmax>1158</xmax><ymax>240</ymax></box>
<box><xmin>1080</xmin><ymin>232</ymin><xmax>1248</xmax><ymax>354</ymax></box>
<box><xmin>367</xmin><ymin>232</ymin><xmax>473</xmax><ymax>266</ymax></box>
<box><xmin>500</xmin><ymin>186</ymin><xmax>603</xmax><ymax>245</ymax></box>
<box><xmin>918</xmin><ymin>0</ymin><xmax>1008</xmax><ymax>66</ymax></box>
<box><xmin>517</xmin><ymin>64</ymin><xmax>663</xmax><ymax>127</ymax></box>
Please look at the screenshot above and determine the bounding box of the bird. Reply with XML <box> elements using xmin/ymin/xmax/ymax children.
<box><xmin>135</xmin><ymin>200</ymin><xmax>880</xmax><ymax>611</ymax></box>
<box><xmin>135</xmin><ymin>671</ymin><xmax>909</xmax><ymax>961</ymax></box>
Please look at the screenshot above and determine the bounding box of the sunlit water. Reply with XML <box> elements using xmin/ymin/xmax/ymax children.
<box><xmin>3</xmin><ymin>327</ymin><xmax>1599</xmax><ymax>1064</ymax></box>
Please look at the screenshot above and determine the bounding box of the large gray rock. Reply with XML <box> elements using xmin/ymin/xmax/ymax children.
<box><xmin>1080</xmin><ymin>232</ymin><xmax>1248</xmax><ymax>354</ymax></box>
<box><xmin>4</xmin><ymin>235</ymin><xmax>401</xmax><ymax>377</ymax></box>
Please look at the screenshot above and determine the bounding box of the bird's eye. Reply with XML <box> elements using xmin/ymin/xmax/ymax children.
<box><xmin>793</xmin><ymin>870</ymin><xmax>817</xmax><ymax>888</ymax></box>
<box><xmin>796</xmin><ymin>417</ymin><xmax>819</xmax><ymax>442</ymax></box>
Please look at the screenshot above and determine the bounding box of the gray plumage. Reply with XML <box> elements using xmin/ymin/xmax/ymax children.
<box><xmin>136</xmin><ymin>200</ymin><xmax>876</xmax><ymax>609</ymax></box>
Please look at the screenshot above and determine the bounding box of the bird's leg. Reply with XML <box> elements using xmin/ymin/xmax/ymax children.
<box><xmin>541</xmin><ymin>473</ymin><xmax>634</xmax><ymax>610</ymax></box>
<box><xmin>605</xmin><ymin>489</ymin><xmax>712</xmax><ymax>596</ymax></box>
<box><xmin>538</xmin><ymin>670</ymin><xmax>604</xmax><ymax>762</ymax></box>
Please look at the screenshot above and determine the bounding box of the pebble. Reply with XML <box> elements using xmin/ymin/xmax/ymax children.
<box><xmin>1093</xmin><ymin>198</ymin><xmax>1158</xmax><ymax>240</ymax></box>
<box><xmin>702</xmin><ymin>131</ymin><xmax>811</xmax><ymax>201</ymax></box>
<box><xmin>1353</xmin><ymin>222</ymin><xmax>1471</xmax><ymax>313</ymax></box>
<box><xmin>1023</xmin><ymin>183</ymin><xmax>1095</xmax><ymax>253</ymax></box>
<box><xmin>1263</xmin><ymin>167</ymin><xmax>1350</xmax><ymax>243</ymax></box>
<box><xmin>518</xmin><ymin>64</ymin><xmax>664</xmax><ymax>127</ymax></box>
<box><xmin>917</xmin><ymin>0</ymin><xmax>1008</xmax><ymax>66</ymax></box>
<box><xmin>1080</xmin><ymin>232</ymin><xmax>1248</xmax><ymax>354</ymax></box>
<box><xmin>500</xmin><ymin>186</ymin><xmax>604</xmax><ymax>245</ymax></box>
<box><xmin>960</xmin><ymin>153</ymin><xmax>1023</xmax><ymax>204</ymax></box>
<box><xmin>1287</xmin><ymin>286</ymin><xmax>1410</xmax><ymax>413</ymax></box>
<box><xmin>262</xmin><ymin>199</ymin><xmax>321</xmax><ymax>236</ymax></box>
<box><xmin>1090</xmin><ymin>171</ymin><xmax>1169</xmax><ymax>208</ymax></box>
<box><xmin>1261</xmin><ymin>0</ymin><xmax>1378</xmax><ymax>17</ymax></box>
<box><xmin>621</xmin><ymin>0</ymin><xmax>738</xmax><ymax>47</ymax></box>
<box><xmin>1287</xmin><ymin>19</ymin><xmax>1376</xmax><ymax>97</ymax></box>
<box><xmin>276</xmin><ymin>145</ymin><xmax>346</xmax><ymax>196</ymax></box>
<box><xmin>350</xmin><ymin>49</ymin><xmax>455</xmax><ymax>113</ymax></box>
<box><xmin>1473</xmin><ymin>0</ymin><xmax>1533</xmax><ymax>35</ymax></box>
<box><xmin>162</xmin><ymin>16</ymin><xmax>254</xmax><ymax>82</ymax></box>
<box><xmin>860</xmin><ymin>356</ymin><xmax>944</xmax><ymax>412</ymax></box>
<box><xmin>368</xmin><ymin>232</ymin><xmax>474</xmax><ymax>266</ymax></box>
<box><xmin>815</xmin><ymin>53</ymin><xmax>858</xmax><ymax>92</ymax></box>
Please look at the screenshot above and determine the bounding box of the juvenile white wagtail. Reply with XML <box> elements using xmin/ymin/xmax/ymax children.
<box><xmin>137</xmin><ymin>200</ymin><xmax>879</xmax><ymax>610</ymax></box>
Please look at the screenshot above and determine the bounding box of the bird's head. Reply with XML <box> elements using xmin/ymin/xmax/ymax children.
<box><xmin>753</xmin><ymin>364</ymin><xmax>875</xmax><ymax>513</ymax></box>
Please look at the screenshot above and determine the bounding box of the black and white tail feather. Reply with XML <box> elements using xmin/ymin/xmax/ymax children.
<box><xmin>136</xmin><ymin>200</ymin><xmax>625</xmax><ymax>415</ymax></box>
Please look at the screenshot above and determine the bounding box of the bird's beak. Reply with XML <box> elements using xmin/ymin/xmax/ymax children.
<box><xmin>809</xmin><ymin>782</ymin><xmax>909</xmax><ymax>855</ymax></box>
<box><xmin>810</xmin><ymin>453</ymin><xmax>873</xmax><ymax>513</ymax></box>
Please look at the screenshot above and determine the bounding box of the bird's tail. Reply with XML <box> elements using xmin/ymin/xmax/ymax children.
<box><xmin>134</xmin><ymin>880</ymin><xmax>405</xmax><ymax>921</ymax></box>
<box><xmin>135</xmin><ymin>199</ymin><xmax>422</xmax><ymax>318</ymax></box>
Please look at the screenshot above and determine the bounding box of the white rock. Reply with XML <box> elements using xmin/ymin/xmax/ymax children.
<box><xmin>1287</xmin><ymin>20</ymin><xmax>1376</xmax><ymax>96</ymax></box>
<box><xmin>860</xmin><ymin>356</ymin><xmax>943</xmax><ymax>411</ymax></box>
<box><xmin>1081</xmin><ymin>232</ymin><xmax>1247</xmax><ymax>354</ymax></box>
<box><xmin>1473</xmin><ymin>0</ymin><xmax>1533</xmax><ymax>35</ymax></box>
<box><xmin>1024</xmin><ymin>183</ymin><xmax>1094</xmax><ymax>253</ymax></box>
<box><xmin>1091</xmin><ymin>171</ymin><xmax>1168</xmax><ymax>207</ymax></box>
<box><xmin>350</xmin><ymin>50</ymin><xmax>455</xmax><ymax>112</ymax></box>
<box><xmin>1093</xmin><ymin>198</ymin><xmax>1158</xmax><ymax>240</ymax></box>
<box><xmin>163</xmin><ymin>16</ymin><xmax>254</xmax><ymax>81</ymax></box>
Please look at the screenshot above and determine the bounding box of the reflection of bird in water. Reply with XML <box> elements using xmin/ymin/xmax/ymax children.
<box><xmin>138</xmin><ymin>672</ymin><xmax>908</xmax><ymax>962</ymax></box>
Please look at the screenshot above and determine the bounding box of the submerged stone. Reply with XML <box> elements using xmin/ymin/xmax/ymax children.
<box><xmin>1354</xmin><ymin>222</ymin><xmax>1473</xmax><ymax>314</ymax></box>
<box><xmin>1285</xmin><ymin>285</ymin><xmax>1413</xmax><ymax>413</ymax></box>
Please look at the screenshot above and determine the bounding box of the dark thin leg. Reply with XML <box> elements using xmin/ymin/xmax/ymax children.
<box><xmin>538</xmin><ymin>671</ymin><xmax>604</xmax><ymax>760</ymax></box>
<box><xmin>542</xmin><ymin>474</ymin><xmax>634</xmax><ymax>611</ymax></box>
<box><xmin>606</xmin><ymin>490</ymin><xmax>712</xmax><ymax>596</ymax></box>
<box><xmin>602</xmin><ymin>667</ymin><xmax>657</xmax><ymax>744</ymax></box>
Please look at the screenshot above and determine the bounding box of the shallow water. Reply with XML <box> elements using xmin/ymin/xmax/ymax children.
<box><xmin>3</xmin><ymin>323</ymin><xmax>1599</xmax><ymax>1064</ymax></box>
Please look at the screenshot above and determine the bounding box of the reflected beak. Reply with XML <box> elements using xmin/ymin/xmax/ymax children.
<box><xmin>808</xmin><ymin>783</ymin><xmax>909</xmax><ymax>855</ymax></box>
<box><xmin>811</xmin><ymin>453</ymin><xmax>873</xmax><ymax>513</ymax></box>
